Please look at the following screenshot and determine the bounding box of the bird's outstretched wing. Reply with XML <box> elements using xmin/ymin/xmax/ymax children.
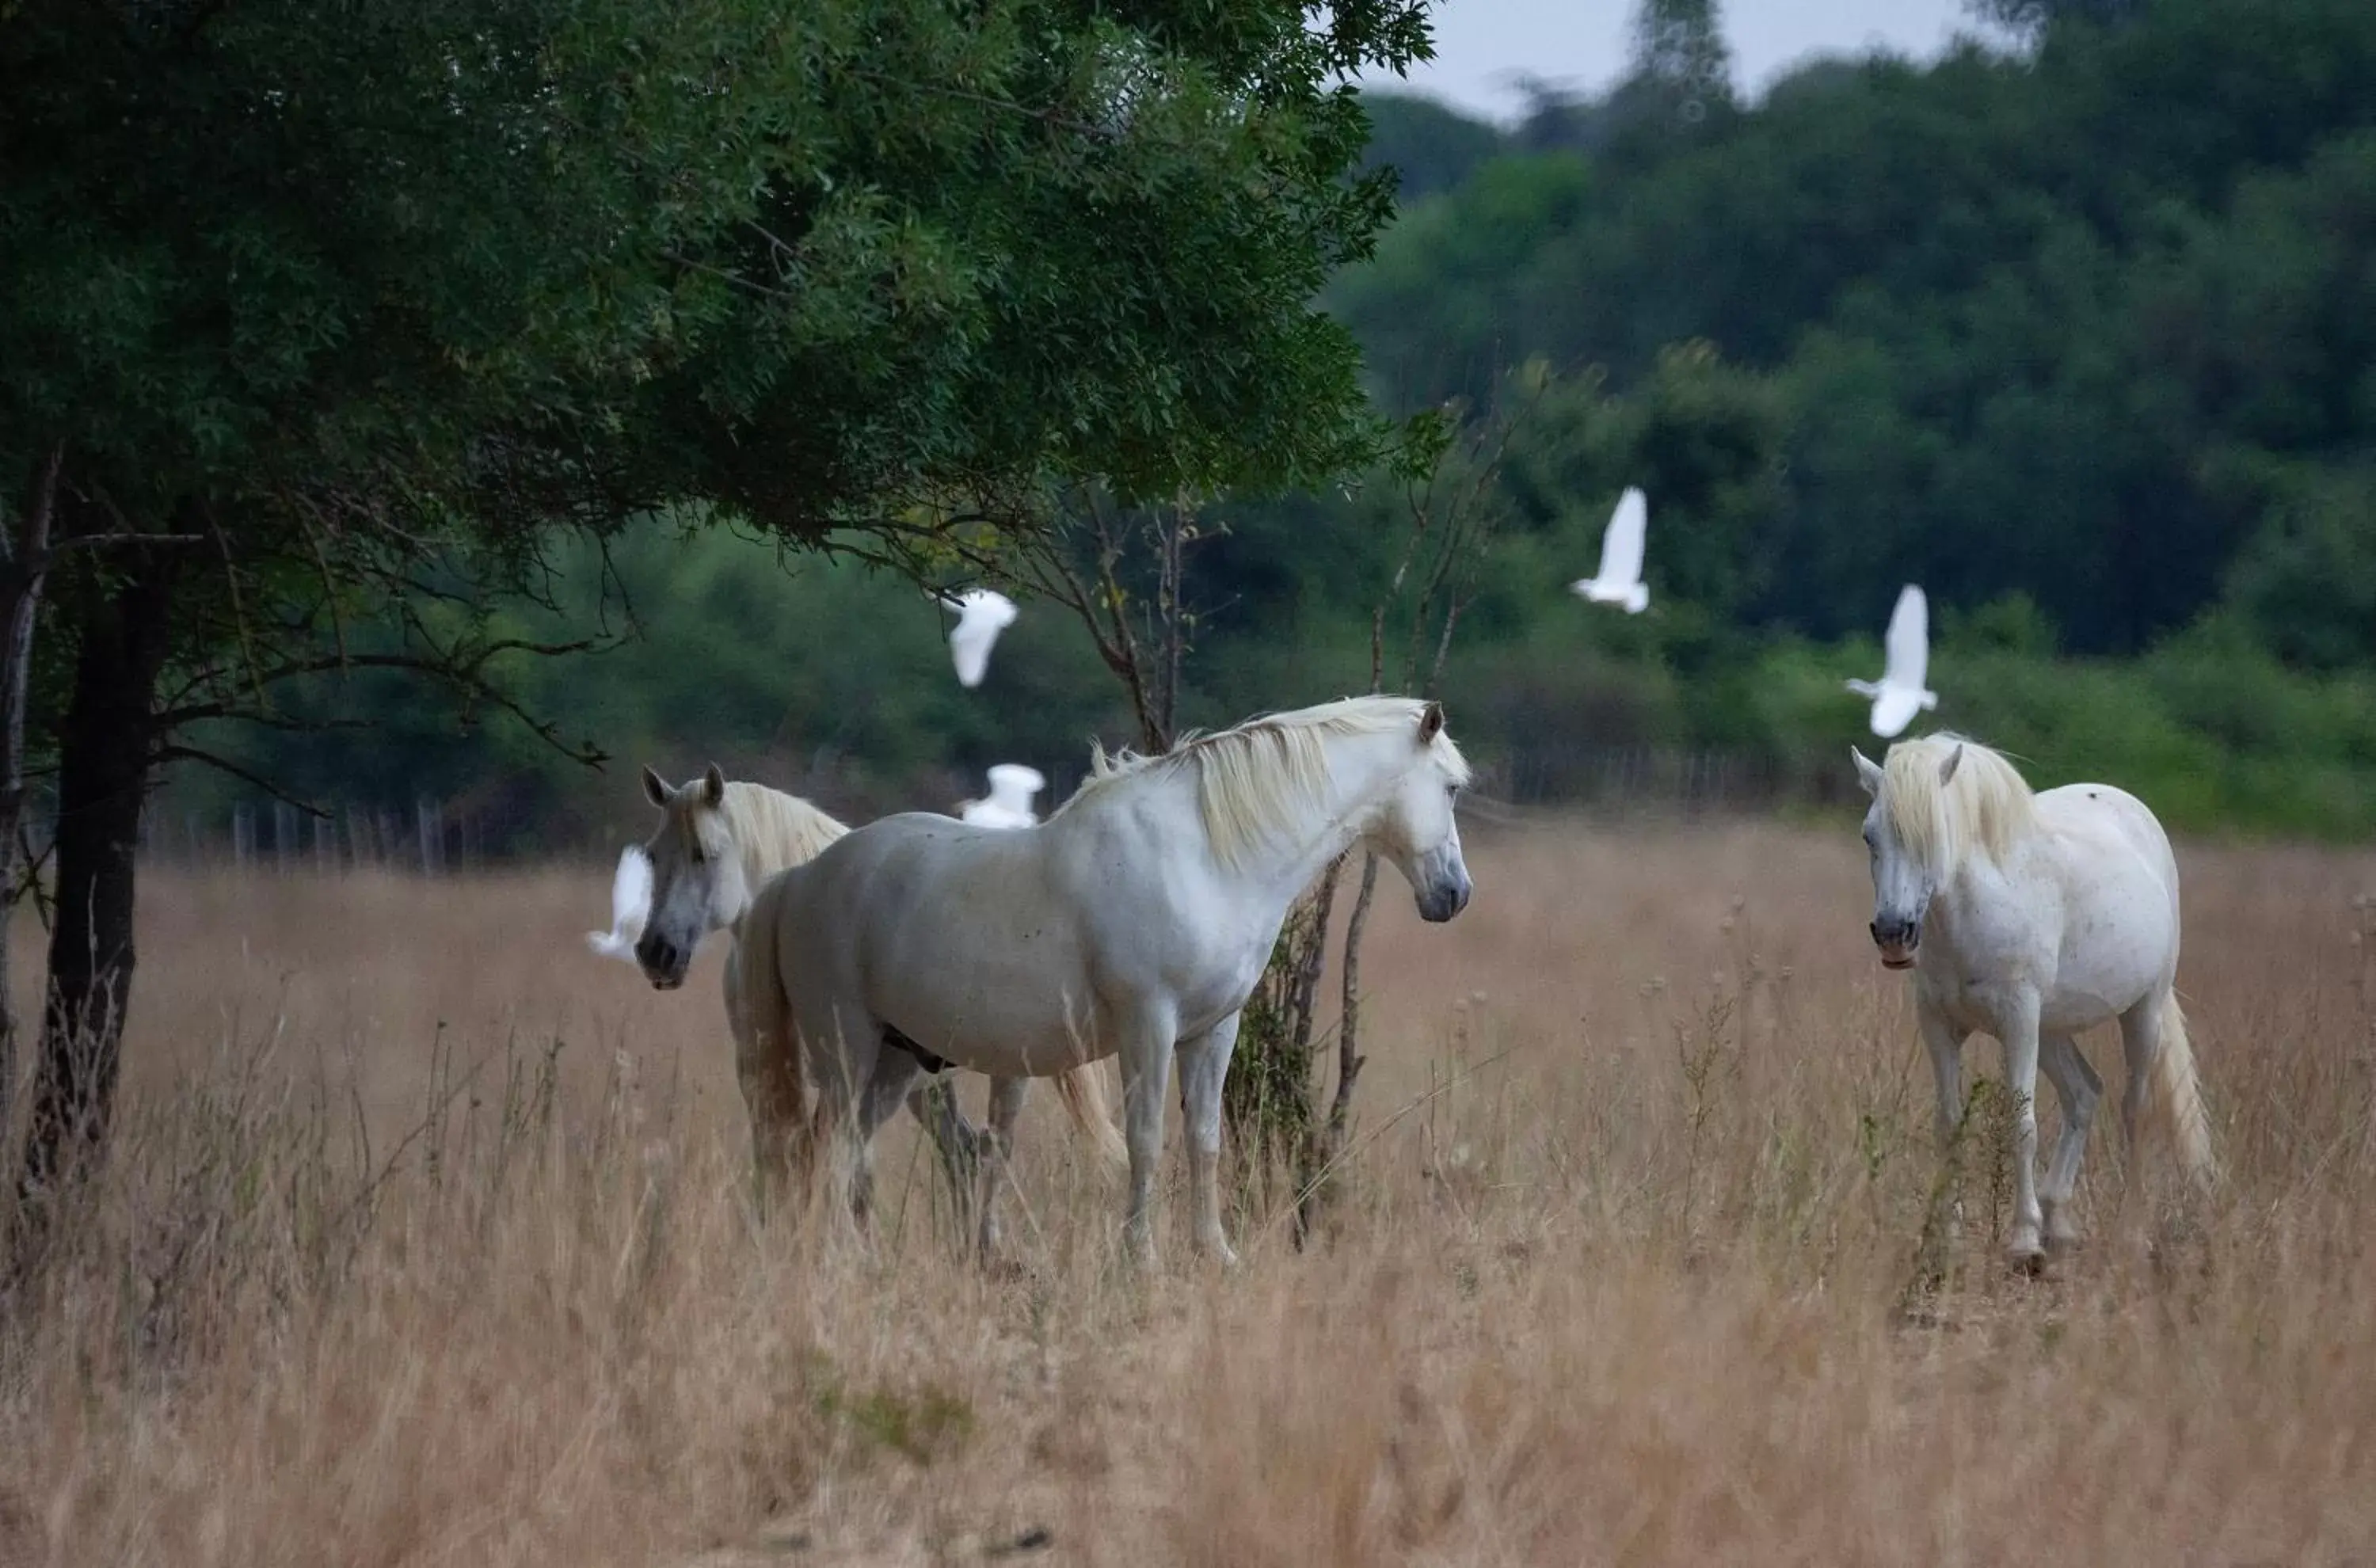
<box><xmin>586</xmin><ymin>845</ymin><xmax>650</xmax><ymax>961</ymax></box>
<box><xmin>1882</xmin><ymin>584</ymin><xmax>1929</xmax><ymax>694</ymax></box>
<box><xmin>1595</xmin><ymin>487</ymin><xmax>1648</xmax><ymax>589</ymax></box>
<box><xmin>613</xmin><ymin>844</ymin><xmax>651</xmax><ymax>930</ymax></box>
<box><xmin>948</xmin><ymin>591</ymin><xmax>1018</xmax><ymax>687</ymax></box>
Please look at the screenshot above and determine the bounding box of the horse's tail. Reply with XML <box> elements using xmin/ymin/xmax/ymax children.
<box><xmin>1053</xmin><ymin>1062</ymin><xmax>1129</xmax><ymax>1170</ymax></box>
<box><xmin>2149</xmin><ymin>991</ymin><xmax>2216</xmax><ymax>1191</ymax></box>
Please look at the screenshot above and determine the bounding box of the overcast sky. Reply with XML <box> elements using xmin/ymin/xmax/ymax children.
<box><xmin>1365</xmin><ymin>0</ymin><xmax>1992</xmax><ymax>122</ymax></box>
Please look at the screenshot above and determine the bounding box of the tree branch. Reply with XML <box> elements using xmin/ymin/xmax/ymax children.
<box><xmin>843</xmin><ymin>67</ymin><xmax>1114</xmax><ymax>141</ymax></box>
<box><xmin>154</xmin><ymin>745</ymin><xmax>333</xmax><ymax>820</ymax></box>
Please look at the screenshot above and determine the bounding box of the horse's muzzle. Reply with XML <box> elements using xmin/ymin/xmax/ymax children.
<box><xmin>637</xmin><ymin>934</ymin><xmax>691</xmax><ymax>990</ymax></box>
<box><xmin>1417</xmin><ymin>875</ymin><xmax>1472</xmax><ymax>924</ymax></box>
<box><xmin>1871</xmin><ymin>920</ymin><xmax>1919</xmax><ymax>970</ymax></box>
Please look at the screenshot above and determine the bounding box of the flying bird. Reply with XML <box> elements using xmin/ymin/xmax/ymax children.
<box><xmin>1568</xmin><ymin>487</ymin><xmax>1651</xmax><ymax>614</ymax></box>
<box><xmin>585</xmin><ymin>844</ymin><xmax>651</xmax><ymax>961</ymax></box>
<box><xmin>1845</xmin><ymin>584</ymin><xmax>1939</xmax><ymax>739</ymax></box>
<box><xmin>939</xmin><ymin>588</ymin><xmax>1019</xmax><ymax>688</ymax></box>
<box><xmin>959</xmin><ymin>763</ymin><xmax>1046</xmax><ymax>830</ymax></box>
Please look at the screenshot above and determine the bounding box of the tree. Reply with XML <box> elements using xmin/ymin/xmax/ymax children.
<box><xmin>1968</xmin><ymin>0</ymin><xmax>2148</xmax><ymax>37</ymax></box>
<box><xmin>0</xmin><ymin>0</ymin><xmax>1429</xmax><ymax>1199</ymax></box>
<box><xmin>1629</xmin><ymin>0</ymin><xmax>1732</xmax><ymax>120</ymax></box>
<box><xmin>1360</xmin><ymin>92</ymin><xmax>1508</xmax><ymax>204</ymax></box>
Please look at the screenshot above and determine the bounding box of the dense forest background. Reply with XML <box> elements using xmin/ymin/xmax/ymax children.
<box><xmin>173</xmin><ymin>0</ymin><xmax>2376</xmax><ymax>847</ymax></box>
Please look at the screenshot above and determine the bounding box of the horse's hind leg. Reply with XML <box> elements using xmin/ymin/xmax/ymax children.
<box><xmin>2037</xmin><ymin>1033</ymin><xmax>2103</xmax><ymax>1251</ymax></box>
<box><xmin>977</xmin><ymin>1076</ymin><xmax>1030</xmax><ymax>1267</ymax></box>
<box><xmin>795</xmin><ymin>1007</ymin><xmax>882</xmax><ymax>1238</ymax></box>
<box><xmin>905</xmin><ymin>1076</ymin><xmax>986</xmax><ymax>1227</ymax></box>
<box><xmin>851</xmin><ymin>1049</ymin><xmax>925</xmax><ymax>1231</ymax></box>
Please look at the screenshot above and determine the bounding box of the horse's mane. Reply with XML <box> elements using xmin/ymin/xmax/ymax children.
<box><xmin>1882</xmin><ymin>733</ymin><xmax>2035</xmax><ymax>878</ymax></box>
<box><xmin>716</xmin><ymin>781</ymin><xmax>848</xmax><ymax>881</ymax></box>
<box><xmin>1064</xmin><ymin>695</ymin><xmax>1471</xmax><ymax>869</ymax></box>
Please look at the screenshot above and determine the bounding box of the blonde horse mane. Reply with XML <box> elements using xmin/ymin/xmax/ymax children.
<box><xmin>1881</xmin><ymin>733</ymin><xmax>2036</xmax><ymax>879</ymax></box>
<box><xmin>714</xmin><ymin>781</ymin><xmax>848</xmax><ymax>882</ymax></box>
<box><xmin>1067</xmin><ymin>695</ymin><xmax>1472</xmax><ymax>869</ymax></box>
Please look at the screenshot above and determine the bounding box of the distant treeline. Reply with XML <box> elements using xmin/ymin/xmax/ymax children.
<box><xmin>169</xmin><ymin>0</ymin><xmax>2376</xmax><ymax>844</ymax></box>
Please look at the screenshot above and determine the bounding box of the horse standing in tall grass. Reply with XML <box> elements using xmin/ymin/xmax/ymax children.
<box><xmin>737</xmin><ymin>695</ymin><xmax>1475</xmax><ymax>1266</ymax></box>
<box><xmin>630</xmin><ymin>768</ymin><xmax>1125</xmax><ymax>1242</ymax></box>
<box><xmin>1853</xmin><ymin>736</ymin><xmax>2214</xmax><ymax>1266</ymax></box>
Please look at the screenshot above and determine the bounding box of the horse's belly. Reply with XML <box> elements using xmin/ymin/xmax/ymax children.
<box><xmin>2040</xmin><ymin>936</ymin><xmax>2165</xmax><ymax>1032</ymax></box>
<box><xmin>873</xmin><ymin>971</ymin><xmax>1108</xmax><ymax>1079</ymax></box>
<box><xmin>2042</xmin><ymin>896</ymin><xmax>2173</xmax><ymax>1030</ymax></box>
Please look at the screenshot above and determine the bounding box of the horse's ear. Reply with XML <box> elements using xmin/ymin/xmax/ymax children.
<box><xmin>1851</xmin><ymin>748</ymin><xmax>1883</xmax><ymax>798</ymax></box>
<box><xmin>1938</xmin><ymin>744</ymin><xmax>1965</xmax><ymax>788</ymax></box>
<box><xmin>701</xmin><ymin>763</ymin><xmax>727</xmax><ymax>807</ymax></box>
<box><xmin>1418</xmin><ymin>701</ymin><xmax>1445</xmax><ymax>745</ymax></box>
<box><xmin>641</xmin><ymin>766</ymin><xmax>671</xmax><ymax>808</ymax></box>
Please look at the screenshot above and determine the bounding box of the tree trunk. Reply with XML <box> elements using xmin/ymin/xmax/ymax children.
<box><xmin>19</xmin><ymin>550</ymin><xmax>176</xmax><ymax>1198</ymax></box>
<box><xmin>0</xmin><ymin>447</ymin><xmax>63</xmax><ymax>1139</ymax></box>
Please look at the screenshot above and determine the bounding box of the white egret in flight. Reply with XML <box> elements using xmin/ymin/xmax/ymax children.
<box><xmin>1567</xmin><ymin>487</ymin><xmax>1651</xmax><ymax>614</ymax></box>
<box><xmin>939</xmin><ymin>588</ymin><xmax>1019</xmax><ymax>688</ymax></box>
<box><xmin>1846</xmin><ymin>584</ymin><xmax>1939</xmax><ymax>739</ymax></box>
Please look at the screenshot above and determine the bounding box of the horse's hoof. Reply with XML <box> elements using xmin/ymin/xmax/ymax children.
<box><xmin>2006</xmin><ymin>1246</ymin><xmax>2046</xmax><ymax>1278</ymax></box>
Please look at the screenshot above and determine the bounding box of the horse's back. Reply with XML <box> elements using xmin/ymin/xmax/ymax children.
<box><xmin>2036</xmin><ymin>782</ymin><xmax>2177</xmax><ymax>893</ymax></box>
<box><xmin>2034</xmin><ymin>782</ymin><xmax>2180</xmax><ymax>1001</ymax></box>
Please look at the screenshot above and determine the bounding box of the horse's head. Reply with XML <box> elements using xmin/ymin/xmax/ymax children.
<box><xmin>1852</xmin><ymin>742</ymin><xmax>1962</xmax><ymax>969</ymax></box>
<box><xmin>634</xmin><ymin>763</ymin><xmax>748</xmax><ymax>990</ymax></box>
<box><xmin>1365</xmin><ymin>701</ymin><xmax>1473</xmax><ymax>923</ymax></box>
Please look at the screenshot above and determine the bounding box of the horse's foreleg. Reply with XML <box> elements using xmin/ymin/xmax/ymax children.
<box><xmin>2037</xmin><ymin>1033</ymin><xmax>2102</xmax><ymax>1251</ymax></box>
<box><xmin>1912</xmin><ymin>1001</ymin><xmax>1971</xmax><ymax>1268</ymax></box>
<box><xmin>977</xmin><ymin>1076</ymin><xmax>1030</xmax><ymax>1265</ymax></box>
<box><xmin>729</xmin><ymin>941</ymin><xmax>805</xmax><ymax>1220</ymax></box>
<box><xmin>1917</xmin><ymin>1003</ymin><xmax>1967</xmax><ymax>1147</ymax></box>
<box><xmin>1175</xmin><ymin>1014</ymin><xmax>1242</xmax><ymax>1267</ymax></box>
<box><xmin>1115</xmin><ymin>1007</ymin><xmax>1178</xmax><ymax>1269</ymax></box>
<box><xmin>1999</xmin><ymin>995</ymin><xmax>2046</xmax><ymax>1268</ymax></box>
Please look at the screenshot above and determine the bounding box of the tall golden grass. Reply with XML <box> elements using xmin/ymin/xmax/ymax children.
<box><xmin>0</xmin><ymin>817</ymin><xmax>2371</xmax><ymax>1566</ymax></box>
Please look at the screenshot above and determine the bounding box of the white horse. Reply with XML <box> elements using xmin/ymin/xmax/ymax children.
<box><xmin>739</xmin><ymin>695</ymin><xmax>1474</xmax><ymax>1265</ymax></box>
<box><xmin>628</xmin><ymin>767</ymin><xmax>1125</xmax><ymax>1236</ymax></box>
<box><xmin>1852</xmin><ymin>736</ymin><xmax>2214</xmax><ymax>1265</ymax></box>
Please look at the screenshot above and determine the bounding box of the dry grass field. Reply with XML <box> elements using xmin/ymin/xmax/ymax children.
<box><xmin>0</xmin><ymin>816</ymin><xmax>2371</xmax><ymax>1566</ymax></box>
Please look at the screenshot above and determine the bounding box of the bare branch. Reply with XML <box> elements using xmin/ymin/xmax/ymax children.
<box><xmin>154</xmin><ymin>745</ymin><xmax>332</xmax><ymax>820</ymax></box>
<box><xmin>44</xmin><ymin>532</ymin><xmax>202</xmax><ymax>556</ymax></box>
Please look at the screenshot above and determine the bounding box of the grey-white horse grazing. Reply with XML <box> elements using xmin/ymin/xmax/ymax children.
<box><xmin>740</xmin><ymin>695</ymin><xmax>1475</xmax><ymax>1266</ymax></box>
<box><xmin>1854</xmin><ymin>736</ymin><xmax>2214</xmax><ymax>1266</ymax></box>
<box><xmin>629</xmin><ymin>768</ymin><xmax>1125</xmax><ymax>1239</ymax></box>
